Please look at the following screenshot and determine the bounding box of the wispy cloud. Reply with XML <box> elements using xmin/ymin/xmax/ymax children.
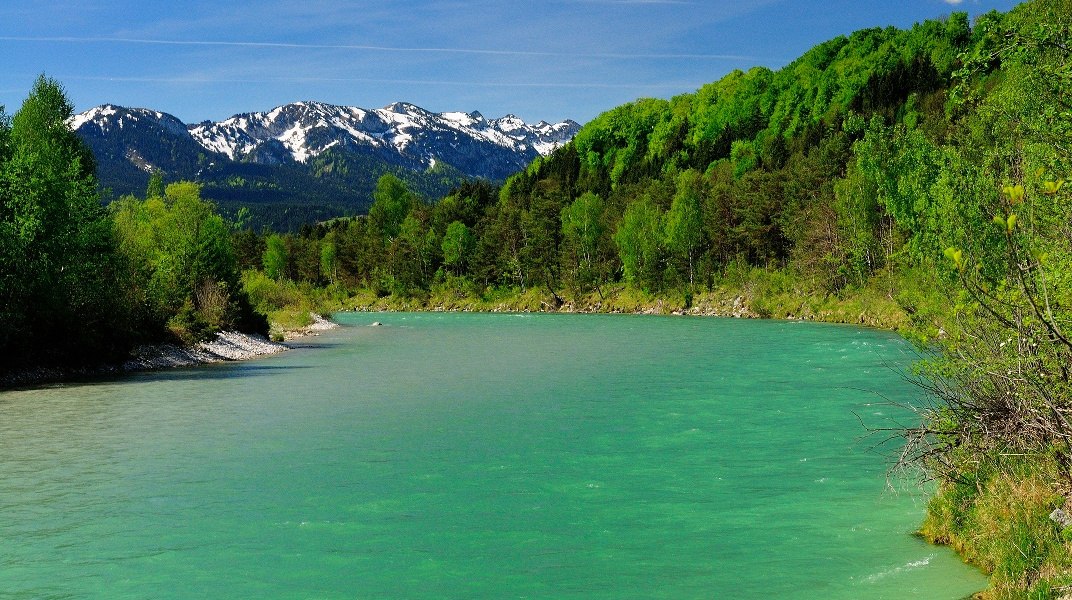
<box><xmin>0</xmin><ymin>36</ymin><xmax>764</xmax><ymax>62</ymax></box>
<box><xmin>56</xmin><ymin>74</ymin><xmax>698</xmax><ymax>91</ymax></box>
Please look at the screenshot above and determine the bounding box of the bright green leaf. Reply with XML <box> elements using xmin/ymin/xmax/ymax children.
<box><xmin>1042</xmin><ymin>179</ymin><xmax>1065</xmax><ymax>195</ymax></box>
<box><xmin>1003</xmin><ymin>184</ymin><xmax>1025</xmax><ymax>205</ymax></box>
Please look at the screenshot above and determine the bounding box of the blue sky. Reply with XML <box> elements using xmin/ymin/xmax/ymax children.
<box><xmin>1</xmin><ymin>0</ymin><xmax>1022</xmax><ymax>125</ymax></box>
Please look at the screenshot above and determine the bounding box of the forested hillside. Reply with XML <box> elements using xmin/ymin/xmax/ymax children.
<box><xmin>260</xmin><ymin>10</ymin><xmax>979</xmax><ymax>302</ymax></box>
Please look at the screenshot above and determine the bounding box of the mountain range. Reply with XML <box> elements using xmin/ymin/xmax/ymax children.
<box><xmin>70</xmin><ymin>101</ymin><xmax>580</xmax><ymax>230</ymax></box>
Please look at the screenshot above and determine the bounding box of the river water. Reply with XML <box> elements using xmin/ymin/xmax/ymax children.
<box><xmin>0</xmin><ymin>312</ymin><xmax>984</xmax><ymax>598</ymax></box>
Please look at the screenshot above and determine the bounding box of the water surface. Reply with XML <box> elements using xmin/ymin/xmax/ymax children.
<box><xmin>0</xmin><ymin>313</ymin><xmax>984</xmax><ymax>598</ymax></box>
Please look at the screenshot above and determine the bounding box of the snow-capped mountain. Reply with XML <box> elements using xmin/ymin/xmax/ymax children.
<box><xmin>188</xmin><ymin>101</ymin><xmax>577</xmax><ymax>175</ymax></box>
<box><xmin>70</xmin><ymin>104</ymin><xmax>189</xmax><ymax>138</ymax></box>
<box><xmin>72</xmin><ymin>101</ymin><xmax>579</xmax><ymax>180</ymax></box>
<box><xmin>70</xmin><ymin>105</ymin><xmax>213</xmax><ymax>176</ymax></box>
<box><xmin>69</xmin><ymin>101</ymin><xmax>579</xmax><ymax>230</ymax></box>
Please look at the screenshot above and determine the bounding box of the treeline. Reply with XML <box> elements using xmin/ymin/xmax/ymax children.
<box><xmin>0</xmin><ymin>77</ymin><xmax>265</xmax><ymax>372</ymax></box>
<box><xmin>248</xmin><ymin>12</ymin><xmax>974</xmax><ymax>303</ymax></box>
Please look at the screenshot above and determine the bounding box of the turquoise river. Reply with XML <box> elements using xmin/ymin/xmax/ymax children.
<box><xmin>0</xmin><ymin>313</ymin><xmax>986</xmax><ymax>598</ymax></box>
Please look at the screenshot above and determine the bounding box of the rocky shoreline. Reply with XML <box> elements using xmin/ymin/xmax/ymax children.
<box><xmin>1</xmin><ymin>315</ymin><xmax>340</xmax><ymax>390</ymax></box>
<box><xmin>122</xmin><ymin>331</ymin><xmax>289</xmax><ymax>372</ymax></box>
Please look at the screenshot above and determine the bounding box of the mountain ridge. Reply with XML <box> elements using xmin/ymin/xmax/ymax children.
<box><xmin>71</xmin><ymin>101</ymin><xmax>579</xmax><ymax>176</ymax></box>
<box><xmin>69</xmin><ymin>101</ymin><xmax>580</xmax><ymax>230</ymax></box>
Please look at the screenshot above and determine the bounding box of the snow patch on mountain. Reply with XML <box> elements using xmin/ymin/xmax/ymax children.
<box><xmin>68</xmin><ymin>105</ymin><xmax>118</xmax><ymax>131</ymax></box>
<box><xmin>68</xmin><ymin>105</ymin><xmax>188</xmax><ymax>138</ymax></box>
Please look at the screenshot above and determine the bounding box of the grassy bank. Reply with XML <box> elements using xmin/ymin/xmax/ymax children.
<box><xmin>324</xmin><ymin>265</ymin><xmax>923</xmax><ymax>332</ymax></box>
<box><xmin>920</xmin><ymin>456</ymin><xmax>1072</xmax><ymax>599</ymax></box>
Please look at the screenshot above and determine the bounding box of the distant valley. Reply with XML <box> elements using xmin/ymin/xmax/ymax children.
<box><xmin>70</xmin><ymin>101</ymin><xmax>579</xmax><ymax>230</ymax></box>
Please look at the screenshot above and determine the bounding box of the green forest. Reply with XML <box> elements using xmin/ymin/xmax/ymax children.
<box><xmin>1</xmin><ymin>0</ymin><xmax>1071</xmax><ymax>595</ymax></box>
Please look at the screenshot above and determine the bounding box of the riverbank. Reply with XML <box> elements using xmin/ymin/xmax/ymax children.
<box><xmin>0</xmin><ymin>315</ymin><xmax>340</xmax><ymax>390</ymax></box>
<box><xmin>919</xmin><ymin>458</ymin><xmax>1072</xmax><ymax>600</ymax></box>
<box><xmin>337</xmin><ymin>273</ymin><xmax>921</xmax><ymax>333</ymax></box>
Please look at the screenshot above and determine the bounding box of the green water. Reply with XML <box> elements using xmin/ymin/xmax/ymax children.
<box><xmin>0</xmin><ymin>313</ymin><xmax>984</xmax><ymax>599</ymax></box>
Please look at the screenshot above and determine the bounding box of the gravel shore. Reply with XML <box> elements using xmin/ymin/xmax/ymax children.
<box><xmin>1</xmin><ymin>315</ymin><xmax>340</xmax><ymax>389</ymax></box>
<box><xmin>123</xmin><ymin>331</ymin><xmax>289</xmax><ymax>371</ymax></box>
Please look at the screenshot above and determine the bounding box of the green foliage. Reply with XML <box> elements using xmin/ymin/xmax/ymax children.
<box><xmin>368</xmin><ymin>173</ymin><xmax>416</xmax><ymax>239</ymax></box>
<box><xmin>833</xmin><ymin>159</ymin><xmax>885</xmax><ymax>283</ymax></box>
<box><xmin>0</xmin><ymin>77</ymin><xmax>273</xmax><ymax>373</ymax></box>
<box><xmin>263</xmin><ymin>234</ymin><xmax>288</xmax><ymax>281</ymax></box>
<box><xmin>319</xmin><ymin>235</ymin><xmax>338</xmax><ymax>283</ymax></box>
<box><xmin>560</xmin><ymin>192</ymin><xmax>606</xmax><ymax>294</ymax></box>
<box><xmin>146</xmin><ymin>170</ymin><xmax>165</xmax><ymax>199</ymax></box>
<box><xmin>883</xmin><ymin>4</ymin><xmax>1072</xmax><ymax>596</ymax></box>
<box><xmin>111</xmin><ymin>181</ymin><xmax>266</xmax><ymax>343</ymax></box>
<box><xmin>241</xmin><ymin>269</ymin><xmax>346</xmax><ymax>338</ymax></box>
<box><xmin>386</xmin><ymin>212</ymin><xmax>435</xmax><ymax>296</ymax></box>
<box><xmin>573</xmin><ymin>98</ymin><xmax>671</xmax><ymax>186</ymax></box>
<box><xmin>614</xmin><ymin>195</ymin><xmax>664</xmax><ymax>290</ymax></box>
<box><xmin>441</xmin><ymin>220</ymin><xmax>475</xmax><ymax>275</ymax></box>
<box><xmin>519</xmin><ymin>192</ymin><xmax>565</xmax><ymax>291</ymax></box>
<box><xmin>921</xmin><ymin>460</ymin><xmax>1072</xmax><ymax>598</ymax></box>
<box><xmin>0</xmin><ymin>76</ymin><xmax>127</xmax><ymax>366</ymax></box>
<box><xmin>689</xmin><ymin>68</ymin><xmax>773</xmax><ymax>160</ymax></box>
<box><xmin>664</xmin><ymin>170</ymin><xmax>704</xmax><ymax>286</ymax></box>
